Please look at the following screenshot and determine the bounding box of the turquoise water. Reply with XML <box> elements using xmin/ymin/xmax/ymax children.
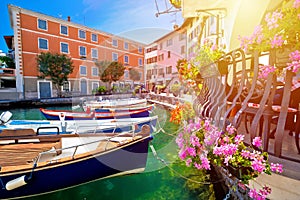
<box><xmin>0</xmin><ymin>105</ymin><xmax>213</xmax><ymax>200</ymax></box>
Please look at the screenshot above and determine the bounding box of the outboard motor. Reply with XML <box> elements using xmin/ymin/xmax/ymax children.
<box><xmin>0</xmin><ymin>111</ymin><xmax>12</xmax><ymax>125</ymax></box>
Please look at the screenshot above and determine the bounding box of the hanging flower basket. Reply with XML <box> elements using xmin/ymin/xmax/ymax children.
<box><xmin>199</xmin><ymin>63</ymin><xmax>219</xmax><ymax>78</ymax></box>
<box><xmin>225</xmin><ymin>164</ymin><xmax>255</xmax><ymax>181</ymax></box>
<box><xmin>218</xmin><ymin>60</ymin><xmax>229</xmax><ymax>75</ymax></box>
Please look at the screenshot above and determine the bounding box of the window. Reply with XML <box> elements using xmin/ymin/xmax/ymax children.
<box><xmin>78</xmin><ymin>30</ymin><xmax>86</xmax><ymax>39</ymax></box>
<box><xmin>92</xmin><ymin>67</ymin><xmax>98</xmax><ymax>76</ymax></box>
<box><xmin>92</xmin><ymin>82</ymin><xmax>99</xmax><ymax>91</ymax></box>
<box><xmin>91</xmin><ymin>48</ymin><xmax>98</xmax><ymax>58</ymax></box>
<box><xmin>112</xmin><ymin>39</ymin><xmax>118</xmax><ymax>47</ymax></box>
<box><xmin>179</xmin><ymin>33</ymin><xmax>185</xmax><ymax>41</ymax></box>
<box><xmin>139</xmin><ymin>72</ymin><xmax>142</xmax><ymax>80</ymax></box>
<box><xmin>80</xmin><ymin>66</ymin><xmax>87</xmax><ymax>75</ymax></box>
<box><xmin>60</xmin><ymin>42</ymin><xmax>69</xmax><ymax>53</ymax></box>
<box><xmin>124</xmin><ymin>55</ymin><xmax>129</xmax><ymax>64</ymax></box>
<box><xmin>166</xmin><ymin>66</ymin><xmax>172</xmax><ymax>74</ymax></box>
<box><xmin>38</xmin><ymin>19</ymin><xmax>47</xmax><ymax>30</ymax></box>
<box><xmin>38</xmin><ymin>38</ymin><xmax>48</xmax><ymax>50</ymax></box>
<box><xmin>112</xmin><ymin>52</ymin><xmax>118</xmax><ymax>61</ymax></box>
<box><xmin>166</xmin><ymin>38</ymin><xmax>173</xmax><ymax>46</ymax></box>
<box><xmin>91</xmin><ymin>33</ymin><xmax>98</xmax><ymax>42</ymax></box>
<box><xmin>124</xmin><ymin>42</ymin><xmax>128</xmax><ymax>50</ymax></box>
<box><xmin>158</xmin><ymin>68</ymin><xmax>164</xmax><ymax>75</ymax></box>
<box><xmin>138</xmin><ymin>46</ymin><xmax>143</xmax><ymax>53</ymax></box>
<box><xmin>138</xmin><ymin>58</ymin><xmax>143</xmax><ymax>66</ymax></box>
<box><xmin>168</xmin><ymin>51</ymin><xmax>171</xmax><ymax>58</ymax></box>
<box><xmin>158</xmin><ymin>54</ymin><xmax>164</xmax><ymax>61</ymax></box>
<box><xmin>60</xmin><ymin>25</ymin><xmax>68</xmax><ymax>35</ymax></box>
<box><xmin>124</xmin><ymin>70</ymin><xmax>129</xmax><ymax>78</ymax></box>
<box><xmin>79</xmin><ymin>46</ymin><xmax>86</xmax><ymax>56</ymax></box>
<box><xmin>181</xmin><ymin>45</ymin><xmax>185</xmax><ymax>54</ymax></box>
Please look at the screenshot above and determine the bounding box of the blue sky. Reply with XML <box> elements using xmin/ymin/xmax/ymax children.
<box><xmin>0</xmin><ymin>0</ymin><xmax>183</xmax><ymax>52</ymax></box>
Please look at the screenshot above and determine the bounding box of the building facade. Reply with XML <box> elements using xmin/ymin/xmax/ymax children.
<box><xmin>5</xmin><ymin>5</ymin><xmax>145</xmax><ymax>100</ymax></box>
<box><xmin>145</xmin><ymin>27</ymin><xmax>186</xmax><ymax>92</ymax></box>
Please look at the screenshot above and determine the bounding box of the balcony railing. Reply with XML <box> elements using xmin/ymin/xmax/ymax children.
<box><xmin>0</xmin><ymin>68</ymin><xmax>15</xmax><ymax>77</ymax></box>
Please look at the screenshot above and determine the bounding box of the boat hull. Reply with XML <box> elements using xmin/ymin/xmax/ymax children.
<box><xmin>1</xmin><ymin>116</ymin><xmax>158</xmax><ymax>135</ymax></box>
<box><xmin>0</xmin><ymin>136</ymin><xmax>152</xmax><ymax>199</ymax></box>
<box><xmin>40</xmin><ymin>105</ymin><xmax>154</xmax><ymax>120</ymax></box>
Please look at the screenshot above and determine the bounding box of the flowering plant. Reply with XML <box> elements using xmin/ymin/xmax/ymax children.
<box><xmin>239</xmin><ymin>0</ymin><xmax>300</xmax><ymax>77</ymax></box>
<box><xmin>176</xmin><ymin>118</ymin><xmax>283</xmax><ymax>200</ymax></box>
<box><xmin>170</xmin><ymin>102</ymin><xmax>195</xmax><ymax>124</ymax></box>
<box><xmin>239</xmin><ymin>0</ymin><xmax>300</xmax><ymax>52</ymax></box>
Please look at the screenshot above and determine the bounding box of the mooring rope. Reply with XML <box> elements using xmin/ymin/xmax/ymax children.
<box><xmin>149</xmin><ymin>144</ymin><xmax>224</xmax><ymax>185</ymax></box>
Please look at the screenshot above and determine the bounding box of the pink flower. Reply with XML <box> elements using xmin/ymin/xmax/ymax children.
<box><xmin>249</xmin><ymin>188</ymin><xmax>259</xmax><ymax>199</ymax></box>
<box><xmin>241</xmin><ymin>149</ymin><xmax>251</xmax><ymax>158</ymax></box>
<box><xmin>200</xmin><ymin>155</ymin><xmax>211</xmax><ymax>170</ymax></box>
<box><xmin>293</xmin><ymin>0</ymin><xmax>300</xmax><ymax>8</ymax></box>
<box><xmin>251</xmin><ymin>159</ymin><xmax>266</xmax><ymax>173</ymax></box>
<box><xmin>179</xmin><ymin>149</ymin><xmax>187</xmax><ymax>160</ymax></box>
<box><xmin>194</xmin><ymin>162</ymin><xmax>202</xmax><ymax>169</ymax></box>
<box><xmin>226</xmin><ymin>124</ymin><xmax>236</xmax><ymax>134</ymax></box>
<box><xmin>187</xmin><ymin>147</ymin><xmax>196</xmax><ymax>157</ymax></box>
<box><xmin>287</xmin><ymin>50</ymin><xmax>300</xmax><ymax>73</ymax></box>
<box><xmin>176</xmin><ymin>135</ymin><xmax>185</xmax><ymax>149</ymax></box>
<box><xmin>270</xmin><ymin>35</ymin><xmax>284</xmax><ymax>48</ymax></box>
<box><xmin>234</xmin><ymin>134</ymin><xmax>245</xmax><ymax>144</ymax></box>
<box><xmin>186</xmin><ymin>158</ymin><xmax>192</xmax><ymax>166</ymax></box>
<box><xmin>265</xmin><ymin>11</ymin><xmax>283</xmax><ymax>30</ymax></box>
<box><xmin>258</xmin><ymin>64</ymin><xmax>276</xmax><ymax>78</ymax></box>
<box><xmin>252</xmin><ymin>137</ymin><xmax>262</xmax><ymax>148</ymax></box>
<box><xmin>270</xmin><ymin>163</ymin><xmax>283</xmax><ymax>173</ymax></box>
<box><xmin>190</xmin><ymin>135</ymin><xmax>200</xmax><ymax>147</ymax></box>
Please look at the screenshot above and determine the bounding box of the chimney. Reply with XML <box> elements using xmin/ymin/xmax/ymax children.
<box><xmin>67</xmin><ymin>16</ymin><xmax>71</xmax><ymax>22</ymax></box>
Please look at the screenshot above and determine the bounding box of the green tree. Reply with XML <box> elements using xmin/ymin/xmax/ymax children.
<box><xmin>36</xmin><ymin>52</ymin><xmax>74</xmax><ymax>97</ymax></box>
<box><xmin>129</xmin><ymin>68</ymin><xmax>141</xmax><ymax>85</ymax></box>
<box><xmin>97</xmin><ymin>61</ymin><xmax>125</xmax><ymax>91</ymax></box>
<box><xmin>0</xmin><ymin>56</ymin><xmax>15</xmax><ymax>69</ymax></box>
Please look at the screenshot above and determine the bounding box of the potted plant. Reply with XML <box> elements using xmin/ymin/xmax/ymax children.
<box><xmin>173</xmin><ymin>117</ymin><xmax>283</xmax><ymax>199</ymax></box>
<box><xmin>97</xmin><ymin>86</ymin><xmax>106</xmax><ymax>95</ymax></box>
<box><xmin>170</xmin><ymin>83</ymin><xmax>180</xmax><ymax>97</ymax></box>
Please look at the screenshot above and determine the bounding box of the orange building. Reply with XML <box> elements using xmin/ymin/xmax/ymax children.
<box><xmin>6</xmin><ymin>5</ymin><xmax>145</xmax><ymax>99</ymax></box>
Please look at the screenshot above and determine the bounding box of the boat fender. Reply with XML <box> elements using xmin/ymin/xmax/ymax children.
<box><xmin>0</xmin><ymin>111</ymin><xmax>12</xmax><ymax>124</ymax></box>
<box><xmin>59</xmin><ymin>112</ymin><xmax>66</xmax><ymax>122</ymax></box>
<box><xmin>151</xmin><ymin>124</ymin><xmax>157</xmax><ymax>132</ymax></box>
<box><xmin>61</xmin><ymin>121</ymin><xmax>67</xmax><ymax>133</ymax></box>
<box><xmin>5</xmin><ymin>175</ymin><xmax>30</xmax><ymax>191</ymax></box>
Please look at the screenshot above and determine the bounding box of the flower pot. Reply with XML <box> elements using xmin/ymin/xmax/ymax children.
<box><xmin>225</xmin><ymin>165</ymin><xmax>253</xmax><ymax>180</ymax></box>
<box><xmin>218</xmin><ymin>60</ymin><xmax>229</xmax><ymax>75</ymax></box>
<box><xmin>199</xmin><ymin>63</ymin><xmax>219</xmax><ymax>78</ymax></box>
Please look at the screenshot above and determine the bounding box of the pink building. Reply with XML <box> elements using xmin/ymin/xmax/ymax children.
<box><xmin>145</xmin><ymin>27</ymin><xmax>186</xmax><ymax>92</ymax></box>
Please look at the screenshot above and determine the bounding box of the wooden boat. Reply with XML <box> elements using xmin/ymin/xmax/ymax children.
<box><xmin>0</xmin><ymin>123</ymin><xmax>153</xmax><ymax>199</ymax></box>
<box><xmin>39</xmin><ymin>108</ymin><xmax>94</xmax><ymax>120</ymax></box>
<box><xmin>0</xmin><ymin>111</ymin><xmax>158</xmax><ymax>135</ymax></box>
<box><xmin>94</xmin><ymin>105</ymin><xmax>154</xmax><ymax>119</ymax></box>
<box><xmin>39</xmin><ymin>105</ymin><xmax>154</xmax><ymax>120</ymax></box>
<box><xmin>82</xmin><ymin>98</ymin><xmax>147</xmax><ymax>110</ymax></box>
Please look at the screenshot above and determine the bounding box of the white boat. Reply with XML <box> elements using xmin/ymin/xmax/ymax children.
<box><xmin>0</xmin><ymin>111</ymin><xmax>158</xmax><ymax>135</ymax></box>
<box><xmin>82</xmin><ymin>98</ymin><xmax>147</xmax><ymax>110</ymax></box>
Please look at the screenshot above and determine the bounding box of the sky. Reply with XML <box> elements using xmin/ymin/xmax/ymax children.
<box><xmin>0</xmin><ymin>0</ymin><xmax>183</xmax><ymax>53</ymax></box>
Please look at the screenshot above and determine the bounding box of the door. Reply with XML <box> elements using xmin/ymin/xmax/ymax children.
<box><xmin>80</xmin><ymin>79</ymin><xmax>87</xmax><ymax>95</ymax></box>
<box><xmin>39</xmin><ymin>82</ymin><xmax>51</xmax><ymax>98</ymax></box>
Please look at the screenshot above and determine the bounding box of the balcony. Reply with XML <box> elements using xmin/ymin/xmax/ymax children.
<box><xmin>0</xmin><ymin>68</ymin><xmax>16</xmax><ymax>89</ymax></box>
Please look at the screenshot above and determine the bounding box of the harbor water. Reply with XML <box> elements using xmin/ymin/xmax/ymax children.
<box><xmin>0</xmin><ymin>105</ymin><xmax>213</xmax><ymax>200</ymax></box>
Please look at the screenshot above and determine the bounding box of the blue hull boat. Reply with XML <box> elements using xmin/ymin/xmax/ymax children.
<box><xmin>0</xmin><ymin>115</ymin><xmax>158</xmax><ymax>135</ymax></box>
<box><xmin>0</xmin><ymin>123</ymin><xmax>154</xmax><ymax>199</ymax></box>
